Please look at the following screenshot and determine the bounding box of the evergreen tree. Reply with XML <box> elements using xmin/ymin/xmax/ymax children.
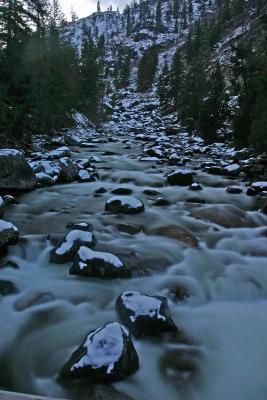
<box><xmin>198</xmin><ymin>61</ymin><xmax>229</xmax><ymax>142</ymax></box>
<box><xmin>137</xmin><ymin>45</ymin><xmax>159</xmax><ymax>92</ymax></box>
<box><xmin>156</xmin><ymin>0</ymin><xmax>162</xmax><ymax>33</ymax></box>
<box><xmin>157</xmin><ymin>60</ymin><xmax>171</xmax><ymax>112</ymax></box>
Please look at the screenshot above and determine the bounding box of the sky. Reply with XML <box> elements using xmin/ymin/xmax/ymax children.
<box><xmin>59</xmin><ymin>0</ymin><xmax>128</xmax><ymax>20</ymax></box>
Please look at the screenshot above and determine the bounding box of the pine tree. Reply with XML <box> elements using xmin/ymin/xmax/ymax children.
<box><xmin>70</xmin><ymin>5</ymin><xmax>78</xmax><ymax>22</ymax></box>
<box><xmin>97</xmin><ymin>0</ymin><xmax>101</xmax><ymax>13</ymax></box>
<box><xmin>157</xmin><ymin>60</ymin><xmax>171</xmax><ymax>112</ymax></box>
<box><xmin>198</xmin><ymin>61</ymin><xmax>229</xmax><ymax>142</ymax></box>
<box><xmin>170</xmin><ymin>47</ymin><xmax>183</xmax><ymax>108</ymax></box>
<box><xmin>137</xmin><ymin>45</ymin><xmax>159</xmax><ymax>92</ymax></box>
<box><xmin>156</xmin><ymin>0</ymin><xmax>162</xmax><ymax>33</ymax></box>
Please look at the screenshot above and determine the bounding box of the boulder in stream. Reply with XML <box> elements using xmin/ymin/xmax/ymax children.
<box><xmin>70</xmin><ymin>246</ymin><xmax>129</xmax><ymax>278</ymax></box>
<box><xmin>116</xmin><ymin>291</ymin><xmax>177</xmax><ymax>337</ymax></box>
<box><xmin>51</xmin><ymin>227</ymin><xmax>97</xmax><ymax>264</ymax></box>
<box><xmin>105</xmin><ymin>196</ymin><xmax>144</xmax><ymax>214</ymax></box>
<box><xmin>0</xmin><ymin>220</ymin><xmax>19</xmax><ymax>255</ymax></box>
<box><xmin>0</xmin><ymin>149</ymin><xmax>36</xmax><ymax>191</ymax></box>
<box><xmin>61</xmin><ymin>322</ymin><xmax>139</xmax><ymax>382</ymax></box>
<box><xmin>167</xmin><ymin>169</ymin><xmax>193</xmax><ymax>186</ymax></box>
<box><xmin>151</xmin><ymin>224</ymin><xmax>198</xmax><ymax>247</ymax></box>
<box><xmin>59</xmin><ymin>157</ymin><xmax>79</xmax><ymax>182</ymax></box>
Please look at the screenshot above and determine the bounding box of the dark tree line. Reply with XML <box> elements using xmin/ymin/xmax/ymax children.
<box><xmin>0</xmin><ymin>0</ymin><xmax>103</xmax><ymax>144</ymax></box>
<box><xmin>157</xmin><ymin>0</ymin><xmax>267</xmax><ymax>150</ymax></box>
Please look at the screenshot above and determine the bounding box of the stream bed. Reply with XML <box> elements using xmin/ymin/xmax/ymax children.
<box><xmin>1</xmin><ymin>132</ymin><xmax>267</xmax><ymax>400</ymax></box>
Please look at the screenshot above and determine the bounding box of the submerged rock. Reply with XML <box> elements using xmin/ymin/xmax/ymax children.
<box><xmin>151</xmin><ymin>225</ymin><xmax>198</xmax><ymax>247</ymax></box>
<box><xmin>61</xmin><ymin>322</ymin><xmax>139</xmax><ymax>382</ymax></box>
<box><xmin>0</xmin><ymin>149</ymin><xmax>36</xmax><ymax>191</ymax></box>
<box><xmin>0</xmin><ymin>279</ymin><xmax>18</xmax><ymax>296</ymax></box>
<box><xmin>111</xmin><ymin>188</ymin><xmax>133</xmax><ymax>195</ymax></box>
<box><xmin>116</xmin><ymin>291</ymin><xmax>177</xmax><ymax>337</ymax></box>
<box><xmin>226</xmin><ymin>186</ymin><xmax>242</xmax><ymax>194</ymax></box>
<box><xmin>51</xmin><ymin>228</ymin><xmax>97</xmax><ymax>264</ymax></box>
<box><xmin>70</xmin><ymin>246</ymin><xmax>129</xmax><ymax>278</ymax></box>
<box><xmin>167</xmin><ymin>170</ymin><xmax>193</xmax><ymax>186</ymax></box>
<box><xmin>105</xmin><ymin>196</ymin><xmax>144</xmax><ymax>214</ymax></box>
<box><xmin>160</xmin><ymin>348</ymin><xmax>200</xmax><ymax>386</ymax></box>
<box><xmin>0</xmin><ymin>220</ymin><xmax>19</xmax><ymax>255</ymax></box>
<box><xmin>153</xmin><ymin>197</ymin><xmax>170</xmax><ymax>206</ymax></box>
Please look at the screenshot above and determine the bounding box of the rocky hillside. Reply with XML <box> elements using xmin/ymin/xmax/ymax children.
<box><xmin>62</xmin><ymin>0</ymin><xmax>266</xmax><ymax>94</ymax></box>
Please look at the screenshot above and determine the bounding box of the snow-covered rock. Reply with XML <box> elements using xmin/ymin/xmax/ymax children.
<box><xmin>61</xmin><ymin>322</ymin><xmax>139</xmax><ymax>382</ymax></box>
<box><xmin>70</xmin><ymin>246</ymin><xmax>129</xmax><ymax>278</ymax></box>
<box><xmin>251</xmin><ymin>181</ymin><xmax>267</xmax><ymax>192</ymax></box>
<box><xmin>105</xmin><ymin>196</ymin><xmax>145</xmax><ymax>214</ymax></box>
<box><xmin>0</xmin><ymin>149</ymin><xmax>36</xmax><ymax>191</ymax></box>
<box><xmin>0</xmin><ymin>220</ymin><xmax>19</xmax><ymax>255</ymax></box>
<box><xmin>116</xmin><ymin>291</ymin><xmax>177</xmax><ymax>336</ymax></box>
<box><xmin>58</xmin><ymin>158</ymin><xmax>79</xmax><ymax>182</ymax></box>
<box><xmin>50</xmin><ymin>228</ymin><xmax>97</xmax><ymax>264</ymax></box>
<box><xmin>167</xmin><ymin>169</ymin><xmax>193</xmax><ymax>186</ymax></box>
<box><xmin>78</xmin><ymin>169</ymin><xmax>95</xmax><ymax>182</ymax></box>
<box><xmin>47</xmin><ymin>146</ymin><xmax>71</xmax><ymax>160</ymax></box>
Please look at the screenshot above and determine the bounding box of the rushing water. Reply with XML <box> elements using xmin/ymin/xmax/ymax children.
<box><xmin>1</xmin><ymin>134</ymin><xmax>267</xmax><ymax>400</ymax></box>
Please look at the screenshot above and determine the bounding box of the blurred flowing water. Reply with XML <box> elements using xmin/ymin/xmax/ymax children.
<box><xmin>1</xmin><ymin>135</ymin><xmax>267</xmax><ymax>400</ymax></box>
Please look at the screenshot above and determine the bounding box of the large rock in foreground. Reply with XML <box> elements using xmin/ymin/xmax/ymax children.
<box><xmin>70</xmin><ymin>246</ymin><xmax>129</xmax><ymax>278</ymax></box>
<box><xmin>0</xmin><ymin>149</ymin><xmax>36</xmax><ymax>191</ymax></box>
<box><xmin>61</xmin><ymin>322</ymin><xmax>139</xmax><ymax>382</ymax></box>
<box><xmin>116</xmin><ymin>291</ymin><xmax>177</xmax><ymax>337</ymax></box>
<box><xmin>167</xmin><ymin>169</ymin><xmax>193</xmax><ymax>186</ymax></box>
<box><xmin>105</xmin><ymin>196</ymin><xmax>144</xmax><ymax>214</ymax></box>
<box><xmin>0</xmin><ymin>220</ymin><xmax>19</xmax><ymax>255</ymax></box>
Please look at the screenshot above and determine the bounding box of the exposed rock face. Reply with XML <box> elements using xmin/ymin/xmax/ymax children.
<box><xmin>70</xmin><ymin>246</ymin><xmax>129</xmax><ymax>278</ymax></box>
<box><xmin>105</xmin><ymin>196</ymin><xmax>145</xmax><ymax>214</ymax></box>
<box><xmin>151</xmin><ymin>225</ymin><xmax>198</xmax><ymax>247</ymax></box>
<box><xmin>0</xmin><ymin>149</ymin><xmax>36</xmax><ymax>191</ymax></box>
<box><xmin>167</xmin><ymin>169</ymin><xmax>193</xmax><ymax>186</ymax></box>
<box><xmin>116</xmin><ymin>291</ymin><xmax>177</xmax><ymax>337</ymax></box>
<box><xmin>0</xmin><ymin>220</ymin><xmax>19</xmax><ymax>255</ymax></box>
<box><xmin>61</xmin><ymin>322</ymin><xmax>139</xmax><ymax>382</ymax></box>
<box><xmin>50</xmin><ymin>227</ymin><xmax>97</xmax><ymax>264</ymax></box>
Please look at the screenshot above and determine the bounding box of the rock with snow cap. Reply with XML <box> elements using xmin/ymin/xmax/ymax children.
<box><xmin>167</xmin><ymin>169</ymin><xmax>193</xmax><ymax>186</ymax></box>
<box><xmin>251</xmin><ymin>181</ymin><xmax>267</xmax><ymax>193</ymax></box>
<box><xmin>189</xmin><ymin>183</ymin><xmax>203</xmax><ymax>191</ymax></box>
<box><xmin>105</xmin><ymin>196</ymin><xmax>144</xmax><ymax>214</ymax></box>
<box><xmin>70</xmin><ymin>247</ymin><xmax>129</xmax><ymax>278</ymax></box>
<box><xmin>50</xmin><ymin>227</ymin><xmax>97</xmax><ymax>264</ymax></box>
<box><xmin>61</xmin><ymin>322</ymin><xmax>139</xmax><ymax>382</ymax></box>
<box><xmin>224</xmin><ymin>163</ymin><xmax>241</xmax><ymax>176</ymax></box>
<box><xmin>59</xmin><ymin>157</ymin><xmax>79</xmax><ymax>182</ymax></box>
<box><xmin>78</xmin><ymin>169</ymin><xmax>95</xmax><ymax>182</ymax></box>
<box><xmin>36</xmin><ymin>172</ymin><xmax>55</xmax><ymax>186</ymax></box>
<box><xmin>116</xmin><ymin>291</ymin><xmax>177</xmax><ymax>337</ymax></box>
<box><xmin>47</xmin><ymin>146</ymin><xmax>71</xmax><ymax>160</ymax></box>
<box><xmin>0</xmin><ymin>149</ymin><xmax>36</xmax><ymax>191</ymax></box>
<box><xmin>0</xmin><ymin>220</ymin><xmax>19</xmax><ymax>255</ymax></box>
